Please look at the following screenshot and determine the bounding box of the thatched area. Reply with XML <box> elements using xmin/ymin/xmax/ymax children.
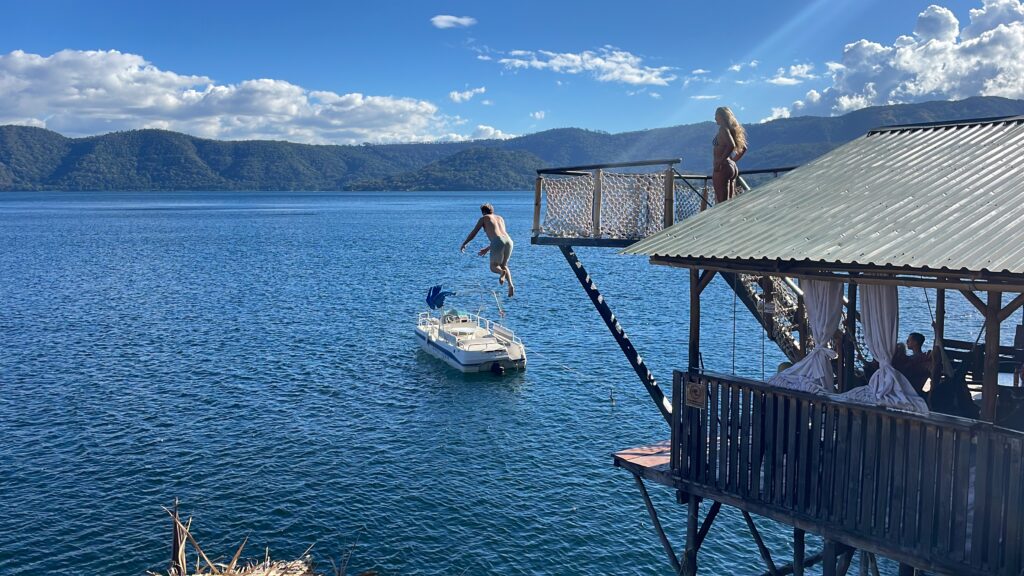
<box><xmin>154</xmin><ymin>502</ymin><xmax>372</xmax><ymax>576</ymax></box>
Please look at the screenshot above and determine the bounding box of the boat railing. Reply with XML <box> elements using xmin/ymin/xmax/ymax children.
<box><xmin>531</xmin><ymin>160</ymin><xmax>796</xmax><ymax>247</ymax></box>
<box><xmin>421</xmin><ymin>310</ymin><xmax>522</xmax><ymax>346</ymax></box>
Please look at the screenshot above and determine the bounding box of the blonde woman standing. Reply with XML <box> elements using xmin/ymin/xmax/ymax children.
<box><xmin>712</xmin><ymin>106</ymin><xmax>748</xmax><ymax>204</ymax></box>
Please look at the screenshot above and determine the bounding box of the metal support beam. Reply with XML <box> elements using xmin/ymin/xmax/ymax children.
<box><xmin>694</xmin><ymin>500</ymin><xmax>721</xmax><ymax>550</ymax></box>
<box><xmin>633</xmin><ymin>473</ymin><xmax>683</xmax><ymax>575</ymax></box>
<box><xmin>559</xmin><ymin>245</ymin><xmax>671</xmax><ymax>423</ymax></box>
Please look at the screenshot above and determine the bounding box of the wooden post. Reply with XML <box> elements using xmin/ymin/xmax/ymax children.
<box><xmin>983</xmin><ymin>291</ymin><xmax>1002</xmax><ymax>421</ymax></box>
<box><xmin>684</xmin><ymin>494</ymin><xmax>699</xmax><ymax>575</ymax></box>
<box><xmin>532</xmin><ymin>176</ymin><xmax>542</xmax><ymax>236</ymax></box>
<box><xmin>793</xmin><ymin>528</ymin><xmax>805</xmax><ymax>576</ymax></box>
<box><xmin>843</xmin><ymin>283</ymin><xmax>857</xmax><ymax>392</ymax></box>
<box><xmin>593</xmin><ymin>168</ymin><xmax>603</xmax><ymax>238</ymax></box>
<box><xmin>822</xmin><ymin>540</ymin><xmax>837</xmax><ymax>576</ymax></box>
<box><xmin>930</xmin><ymin>289</ymin><xmax>945</xmax><ymax>393</ymax></box>
<box><xmin>664</xmin><ymin>166</ymin><xmax>674</xmax><ymax>229</ymax></box>
<box><xmin>796</xmin><ymin>294</ymin><xmax>808</xmax><ymax>360</ymax></box>
<box><xmin>690</xmin><ymin>269</ymin><xmax>701</xmax><ymax>372</ymax></box>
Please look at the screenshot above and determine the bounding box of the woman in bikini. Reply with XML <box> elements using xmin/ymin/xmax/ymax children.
<box><xmin>712</xmin><ymin>106</ymin><xmax>748</xmax><ymax>204</ymax></box>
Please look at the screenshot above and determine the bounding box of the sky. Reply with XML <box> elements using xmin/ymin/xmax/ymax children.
<box><xmin>1</xmin><ymin>0</ymin><xmax>1022</xmax><ymax>144</ymax></box>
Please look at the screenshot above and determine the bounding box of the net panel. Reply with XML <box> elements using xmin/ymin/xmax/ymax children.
<box><xmin>542</xmin><ymin>174</ymin><xmax>593</xmax><ymax>237</ymax></box>
<box><xmin>675</xmin><ymin>179</ymin><xmax>713</xmax><ymax>223</ymax></box>
<box><xmin>601</xmin><ymin>172</ymin><xmax>666</xmax><ymax>238</ymax></box>
<box><xmin>541</xmin><ymin>171</ymin><xmax>672</xmax><ymax>239</ymax></box>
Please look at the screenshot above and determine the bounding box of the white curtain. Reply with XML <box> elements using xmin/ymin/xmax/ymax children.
<box><xmin>768</xmin><ymin>278</ymin><xmax>844</xmax><ymax>393</ymax></box>
<box><xmin>838</xmin><ymin>284</ymin><xmax>929</xmax><ymax>413</ymax></box>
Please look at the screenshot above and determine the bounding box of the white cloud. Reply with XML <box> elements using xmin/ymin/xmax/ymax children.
<box><xmin>691</xmin><ymin>95</ymin><xmax>721</xmax><ymax>100</ymax></box>
<box><xmin>760</xmin><ymin>107</ymin><xmax>791</xmax><ymax>123</ymax></box>
<box><xmin>497</xmin><ymin>46</ymin><xmax>676</xmax><ymax>86</ymax></box>
<box><xmin>476</xmin><ymin>54</ymin><xmax>493</xmax><ymax>61</ymax></box>
<box><xmin>430</xmin><ymin>15</ymin><xmax>477</xmax><ymax>29</ymax></box>
<box><xmin>0</xmin><ymin>49</ymin><xmax>508</xmax><ymax>144</ymax></box>
<box><xmin>471</xmin><ymin>125</ymin><xmax>515</xmax><ymax>140</ymax></box>
<box><xmin>529</xmin><ymin>110</ymin><xmax>545</xmax><ymax>120</ymax></box>
<box><xmin>449</xmin><ymin>86</ymin><xmax>486</xmax><ymax>103</ymax></box>
<box><xmin>781</xmin><ymin>0</ymin><xmax>1024</xmax><ymax>116</ymax></box>
<box><xmin>691</xmin><ymin>68</ymin><xmax>710</xmax><ymax>74</ymax></box>
<box><xmin>480</xmin><ymin>99</ymin><xmax>494</xmax><ymax>106</ymax></box>
<box><xmin>649</xmin><ymin>91</ymin><xmax>662</xmax><ymax>99</ymax></box>
<box><xmin>767</xmin><ymin>63</ymin><xmax>817</xmax><ymax>85</ymax></box>
<box><xmin>728</xmin><ymin>59</ymin><xmax>759</xmax><ymax>72</ymax></box>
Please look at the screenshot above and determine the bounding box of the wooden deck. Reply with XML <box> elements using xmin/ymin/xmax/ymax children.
<box><xmin>615</xmin><ymin>370</ymin><xmax>1024</xmax><ymax>576</ymax></box>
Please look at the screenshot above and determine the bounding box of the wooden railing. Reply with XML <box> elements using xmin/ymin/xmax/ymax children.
<box><xmin>672</xmin><ymin>370</ymin><xmax>1024</xmax><ymax>576</ymax></box>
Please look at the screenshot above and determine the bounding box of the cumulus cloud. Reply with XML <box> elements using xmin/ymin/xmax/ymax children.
<box><xmin>529</xmin><ymin>110</ymin><xmax>545</xmax><ymax>120</ymax></box>
<box><xmin>430</xmin><ymin>15</ymin><xmax>477</xmax><ymax>29</ymax></box>
<box><xmin>0</xmin><ymin>49</ymin><xmax>509</xmax><ymax>144</ymax></box>
<box><xmin>437</xmin><ymin>124</ymin><xmax>514</xmax><ymax>141</ymax></box>
<box><xmin>449</xmin><ymin>86</ymin><xmax>486</xmax><ymax>103</ymax></box>
<box><xmin>777</xmin><ymin>0</ymin><xmax>1024</xmax><ymax>118</ymax></box>
<box><xmin>497</xmin><ymin>45</ymin><xmax>676</xmax><ymax>86</ymax></box>
<box><xmin>760</xmin><ymin>107</ymin><xmax>792</xmax><ymax>123</ymax></box>
<box><xmin>767</xmin><ymin>63</ymin><xmax>817</xmax><ymax>85</ymax></box>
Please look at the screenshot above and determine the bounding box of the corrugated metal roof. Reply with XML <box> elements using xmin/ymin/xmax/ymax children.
<box><xmin>624</xmin><ymin>116</ymin><xmax>1024</xmax><ymax>275</ymax></box>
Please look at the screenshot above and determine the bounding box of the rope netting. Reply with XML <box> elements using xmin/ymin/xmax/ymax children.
<box><xmin>542</xmin><ymin>174</ymin><xmax>594</xmax><ymax>237</ymax></box>
<box><xmin>675</xmin><ymin>180</ymin><xmax>713</xmax><ymax>222</ymax></box>
<box><xmin>602</xmin><ymin>172</ymin><xmax>666</xmax><ymax>238</ymax></box>
<box><xmin>541</xmin><ymin>171</ymin><xmax>672</xmax><ymax>239</ymax></box>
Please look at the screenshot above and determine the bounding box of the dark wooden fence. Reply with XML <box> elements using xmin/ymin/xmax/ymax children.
<box><xmin>672</xmin><ymin>370</ymin><xmax>1024</xmax><ymax>576</ymax></box>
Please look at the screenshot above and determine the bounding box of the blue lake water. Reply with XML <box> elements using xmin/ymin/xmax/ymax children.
<box><xmin>0</xmin><ymin>191</ymin><xmax>1011</xmax><ymax>575</ymax></box>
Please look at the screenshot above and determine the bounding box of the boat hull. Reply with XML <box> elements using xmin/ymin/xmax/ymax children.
<box><xmin>415</xmin><ymin>325</ymin><xmax>526</xmax><ymax>374</ymax></box>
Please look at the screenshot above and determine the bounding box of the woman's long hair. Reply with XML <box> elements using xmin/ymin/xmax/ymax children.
<box><xmin>716</xmin><ymin>106</ymin><xmax>747</xmax><ymax>152</ymax></box>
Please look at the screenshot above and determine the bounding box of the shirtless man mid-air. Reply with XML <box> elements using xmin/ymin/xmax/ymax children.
<box><xmin>460</xmin><ymin>203</ymin><xmax>514</xmax><ymax>297</ymax></box>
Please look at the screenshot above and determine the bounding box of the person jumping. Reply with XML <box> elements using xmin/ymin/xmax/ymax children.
<box><xmin>460</xmin><ymin>203</ymin><xmax>515</xmax><ymax>297</ymax></box>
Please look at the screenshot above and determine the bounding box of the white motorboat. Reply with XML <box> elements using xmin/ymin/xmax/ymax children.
<box><xmin>416</xmin><ymin>308</ymin><xmax>527</xmax><ymax>374</ymax></box>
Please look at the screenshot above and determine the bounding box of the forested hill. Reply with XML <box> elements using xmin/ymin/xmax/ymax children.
<box><xmin>3</xmin><ymin>96</ymin><xmax>1024</xmax><ymax>192</ymax></box>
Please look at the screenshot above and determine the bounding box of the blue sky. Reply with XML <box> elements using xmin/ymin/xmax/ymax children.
<box><xmin>1</xmin><ymin>0</ymin><xmax>1019</xmax><ymax>143</ymax></box>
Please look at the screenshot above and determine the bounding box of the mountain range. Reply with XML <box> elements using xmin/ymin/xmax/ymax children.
<box><xmin>2</xmin><ymin>96</ymin><xmax>1024</xmax><ymax>192</ymax></box>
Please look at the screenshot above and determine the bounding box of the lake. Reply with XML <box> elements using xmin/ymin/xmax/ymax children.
<box><xmin>0</xmin><ymin>191</ymin><xmax>1007</xmax><ymax>575</ymax></box>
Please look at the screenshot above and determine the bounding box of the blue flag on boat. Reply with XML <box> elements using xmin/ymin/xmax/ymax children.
<box><xmin>426</xmin><ymin>285</ymin><xmax>456</xmax><ymax>310</ymax></box>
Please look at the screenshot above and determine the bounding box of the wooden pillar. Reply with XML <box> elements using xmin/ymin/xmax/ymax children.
<box><xmin>689</xmin><ymin>269</ymin><xmax>702</xmax><ymax>372</ymax></box>
<box><xmin>983</xmin><ymin>291</ymin><xmax>1002</xmax><ymax>421</ymax></box>
<box><xmin>793</xmin><ymin>527</ymin><xmax>805</xmax><ymax>576</ymax></box>
<box><xmin>532</xmin><ymin>176</ymin><xmax>542</xmax><ymax>235</ymax></box>
<box><xmin>842</xmin><ymin>283</ymin><xmax>857</xmax><ymax>392</ymax></box>
<box><xmin>664</xmin><ymin>166</ymin><xmax>674</xmax><ymax>229</ymax></box>
<box><xmin>684</xmin><ymin>494</ymin><xmax>699</xmax><ymax>575</ymax></box>
<box><xmin>796</xmin><ymin>293</ymin><xmax>809</xmax><ymax>361</ymax></box>
<box><xmin>930</xmin><ymin>289</ymin><xmax>945</xmax><ymax>393</ymax></box>
<box><xmin>897</xmin><ymin>563</ymin><xmax>914</xmax><ymax>576</ymax></box>
<box><xmin>822</xmin><ymin>540</ymin><xmax>837</xmax><ymax>576</ymax></box>
<box><xmin>592</xmin><ymin>168</ymin><xmax>603</xmax><ymax>237</ymax></box>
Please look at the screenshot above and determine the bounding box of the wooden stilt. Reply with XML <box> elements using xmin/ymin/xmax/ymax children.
<box><xmin>897</xmin><ymin>563</ymin><xmax>914</xmax><ymax>576</ymax></box>
<box><xmin>823</xmin><ymin>540</ymin><xmax>837</xmax><ymax>576</ymax></box>
<box><xmin>685</xmin><ymin>494</ymin><xmax>699</xmax><ymax>576</ymax></box>
<box><xmin>633</xmin><ymin>473</ymin><xmax>683</xmax><ymax>575</ymax></box>
<box><xmin>793</xmin><ymin>527</ymin><xmax>805</xmax><ymax>576</ymax></box>
<box><xmin>837</xmin><ymin>547</ymin><xmax>855</xmax><ymax>576</ymax></box>
<box><xmin>743</xmin><ymin>510</ymin><xmax>778</xmax><ymax>575</ymax></box>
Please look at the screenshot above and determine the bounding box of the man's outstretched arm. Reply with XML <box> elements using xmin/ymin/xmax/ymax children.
<box><xmin>460</xmin><ymin>218</ymin><xmax>484</xmax><ymax>252</ymax></box>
